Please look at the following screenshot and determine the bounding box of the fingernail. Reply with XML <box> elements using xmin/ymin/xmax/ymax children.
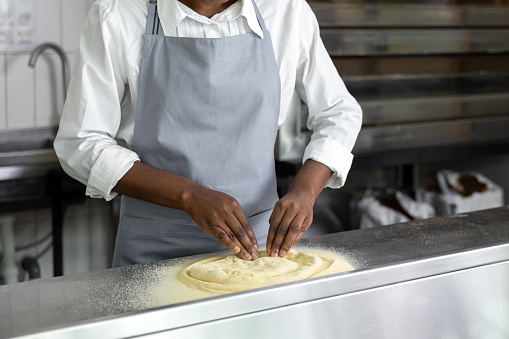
<box><xmin>255</xmin><ymin>243</ymin><xmax>259</xmax><ymax>250</ymax></box>
<box><xmin>233</xmin><ymin>246</ymin><xmax>240</xmax><ymax>253</ymax></box>
<box><xmin>272</xmin><ymin>250</ymin><xmax>279</xmax><ymax>257</ymax></box>
<box><xmin>251</xmin><ymin>251</ymin><xmax>258</xmax><ymax>259</ymax></box>
<box><xmin>280</xmin><ymin>250</ymin><xmax>287</xmax><ymax>257</ymax></box>
<box><xmin>245</xmin><ymin>254</ymin><xmax>252</xmax><ymax>261</ymax></box>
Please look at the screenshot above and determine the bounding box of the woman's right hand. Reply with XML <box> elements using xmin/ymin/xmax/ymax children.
<box><xmin>183</xmin><ymin>185</ymin><xmax>259</xmax><ymax>260</ymax></box>
<box><xmin>113</xmin><ymin>161</ymin><xmax>257</xmax><ymax>260</ymax></box>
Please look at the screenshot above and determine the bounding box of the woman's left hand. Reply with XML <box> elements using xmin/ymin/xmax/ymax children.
<box><xmin>266</xmin><ymin>190</ymin><xmax>314</xmax><ymax>258</ymax></box>
<box><xmin>266</xmin><ymin>159</ymin><xmax>333</xmax><ymax>257</ymax></box>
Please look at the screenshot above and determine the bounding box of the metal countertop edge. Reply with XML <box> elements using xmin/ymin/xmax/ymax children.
<box><xmin>13</xmin><ymin>241</ymin><xmax>509</xmax><ymax>339</ymax></box>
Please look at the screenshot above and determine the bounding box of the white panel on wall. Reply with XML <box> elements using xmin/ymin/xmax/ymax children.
<box><xmin>67</xmin><ymin>53</ymin><xmax>76</xmax><ymax>81</ymax></box>
<box><xmin>11</xmin><ymin>210</ymin><xmax>39</xmax><ymax>281</ymax></box>
<box><xmin>0</xmin><ymin>54</ymin><xmax>6</xmax><ymax>129</ymax></box>
<box><xmin>34</xmin><ymin>209</ymin><xmax>53</xmax><ymax>279</ymax></box>
<box><xmin>34</xmin><ymin>0</ymin><xmax>61</xmax><ymax>44</ymax></box>
<box><xmin>37</xmin><ymin>246</ymin><xmax>54</xmax><ymax>279</ymax></box>
<box><xmin>13</xmin><ymin>210</ymin><xmax>38</xmax><ymax>256</ymax></box>
<box><xmin>6</xmin><ymin>54</ymin><xmax>35</xmax><ymax>129</ymax></box>
<box><xmin>35</xmin><ymin>53</ymin><xmax>64</xmax><ymax>127</ymax></box>
<box><xmin>62</xmin><ymin>0</ymin><xmax>89</xmax><ymax>51</ymax></box>
<box><xmin>90</xmin><ymin>199</ymin><xmax>114</xmax><ymax>270</ymax></box>
<box><xmin>63</xmin><ymin>203</ymin><xmax>91</xmax><ymax>275</ymax></box>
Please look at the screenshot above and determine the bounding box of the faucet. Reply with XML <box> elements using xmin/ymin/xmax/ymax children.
<box><xmin>28</xmin><ymin>42</ymin><xmax>70</xmax><ymax>102</ymax></box>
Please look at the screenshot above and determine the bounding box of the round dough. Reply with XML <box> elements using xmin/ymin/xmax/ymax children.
<box><xmin>178</xmin><ymin>249</ymin><xmax>353</xmax><ymax>294</ymax></box>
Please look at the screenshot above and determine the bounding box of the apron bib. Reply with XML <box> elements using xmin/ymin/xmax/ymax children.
<box><xmin>112</xmin><ymin>0</ymin><xmax>281</xmax><ymax>266</ymax></box>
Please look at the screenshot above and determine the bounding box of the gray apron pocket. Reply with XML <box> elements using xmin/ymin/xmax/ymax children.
<box><xmin>117</xmin><ymin>216</ymin><xmax>225</xmax><ymax>266</ymax></box>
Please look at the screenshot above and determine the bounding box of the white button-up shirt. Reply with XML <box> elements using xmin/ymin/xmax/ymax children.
<box><xmin>54</xmin><ymin>0</ymin><xmax>362</xmax><ymax>201</ymax></box>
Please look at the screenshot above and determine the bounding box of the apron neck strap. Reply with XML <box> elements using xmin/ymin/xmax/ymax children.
<box><xmin>147</xmin><ymin>0</ymin><xmax>164</xmax><ymax>35</ymax></box>
<box><xmin>251</xmin><ymin>0</ymin><xmax>266</xmax><ymax>32</ymax></box>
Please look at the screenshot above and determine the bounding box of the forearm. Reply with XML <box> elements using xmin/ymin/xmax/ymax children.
<box><xmin>287</xmin><ymin>159</ymin><xmax>333</xmax><ymax>202</ymax></box>
<box><xmin>112</xmin><ymin>161</ymin><xmax>196</xmax><ymax>210</ymax></box>
<box><xmin>113</xmin><ymin>161</ymin><xmax>258</xmax><ymax>260</ymax></box>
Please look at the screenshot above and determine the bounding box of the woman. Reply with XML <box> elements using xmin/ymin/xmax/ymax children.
<box><xmin>54</xmin><ymin>0</ymin><xmax>362</xmax><ymax>266</ymax></box>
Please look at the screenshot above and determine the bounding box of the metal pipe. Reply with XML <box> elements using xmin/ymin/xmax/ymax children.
<box><xmin>21</xmin><ymin>257</ymin><xmax>41</xmax><ymax>280</ymax></box>
<box><xmin>28</xmin><ymin>42</ymin><xmax>70</xmax><ymax>102</ymax></box>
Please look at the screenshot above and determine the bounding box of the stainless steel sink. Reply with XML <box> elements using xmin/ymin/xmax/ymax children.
<box><xmin>0</xmin><ymin>128</ymin><xmax>59</xmax><ymax>181</ymax></box>
<box><xmin>0</xmin><ymin>128</ymin><xmax>62</xmax><ymax>210</ymax></box>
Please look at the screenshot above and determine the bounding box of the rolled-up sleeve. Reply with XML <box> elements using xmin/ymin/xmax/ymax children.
<box><xmin>54</xmin><ymin>3</ymin><xmax>139</xmax><ymax>201</ymax></box>
<box><xmin>294</xmin><ymin>0</ymin><xmax>362</xmax><ymax>189</ymax></box>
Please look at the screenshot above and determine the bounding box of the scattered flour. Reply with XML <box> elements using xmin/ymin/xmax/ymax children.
<box><xmin>116</xmin><ymin>246</ymin><xmax>355</xmax><ymax>309</ymax></box>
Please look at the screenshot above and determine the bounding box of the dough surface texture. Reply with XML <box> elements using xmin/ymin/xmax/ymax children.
<box><xmin>178</xmin><ymin>249</ymin><xmax>353</xmax><ymax>294</ymax></box>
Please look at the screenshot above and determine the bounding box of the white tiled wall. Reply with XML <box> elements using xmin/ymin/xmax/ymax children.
<box><xmin>1</xmin><ymin>0</ymin><xmax>89</xmax><ymax>130</ymax></box>
<box><xmin>62</xmin><ymin>0</ymin><xmax>90</xmax><ymax>51</ymax></box>
<box><xmin>0</xmin><ymin>1</ymin><xmax>114</xmax><ymax>281</ymax></box>
<box><xmin>6</xmin><ymin>54</ymin><xmax>35</xmax><ymax>129</ymax></box>
<box><xmin>0</xmin><ymin>55</ymin><xmax>5</xmax><ymax>129</ymax></box>
<box><xmin>34</xmin><ymin>53</ymin><xmax>65</xmax><ymax>127</ymax></box>
<box><xmin>35</xmin><ymin>0</ymin><xmax>61</xmax><ymax>45</ymax></box>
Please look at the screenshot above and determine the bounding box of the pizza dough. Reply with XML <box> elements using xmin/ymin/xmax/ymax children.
<box><xmin>178</xmin><ymin>249</ymin><xmax>354</xmax><ymax>294</ymax></box>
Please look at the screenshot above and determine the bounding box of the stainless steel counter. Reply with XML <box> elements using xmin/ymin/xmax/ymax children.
<box><xmin>1</xmin><ymin>206</ymin><xmax>509</xmax><ymax>338</ymax></box>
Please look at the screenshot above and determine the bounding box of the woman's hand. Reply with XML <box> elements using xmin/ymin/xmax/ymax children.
<box><xmin>183</xmin><ymin>185</ymin><xmax>259</xmax><ymax>261</ymax></box>
<box><xmin>113</xmin><ymin>161</ymin><xmax>258</xmax><ymax>260</ymax></box>
<box><xmin>266</xmin><ymin>190</ymin><xmax>314</xmax><ymax>258</ymax></box>
<box><xmin>266</xmin><ymin>159</ymin><xmax>333</xmax><ymax>257</ymax></box>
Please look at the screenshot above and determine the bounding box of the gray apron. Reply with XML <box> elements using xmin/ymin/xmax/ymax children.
<box><xmin>112</xmin><ymin>0</ymin><xmax>281</xmax><ymax>267</ymax></box>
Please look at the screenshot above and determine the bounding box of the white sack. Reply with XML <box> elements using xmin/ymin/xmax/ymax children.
<box><xmin>417</xmin><ymin>170</ymin><xmax>504</xmax><ymax>215</ymax></box>
<box><xmin>357</xmin><ymin>190</ymin><xmax>435</xmax><ymax>229</ymax></box>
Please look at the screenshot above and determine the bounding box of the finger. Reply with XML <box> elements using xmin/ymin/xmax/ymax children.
<box><xmin>212</xmin><ymin>225</ymin><xmax>241</xmax><ymax>255</ymax></box>
<box><xmin>279</xmin><ymin>214</ymin><xmax>308</xmax><ymax>257</ymax></box>
<box><xmin>266</xmin><ymin>223</ymin><xmax>278</xmax><ymax>256</ymax></box>
<box><xmin>231</xmin><ymin>233</ymin><xmax>254</xmax><ymax>260</ymax></box>
<box><xmin>233</xmin><ymin>209</ymin><xmax>258</xmax><ymax>251</ymax></box>
<box><xmin>267</xmin><ymin>205</ymin><xmax>285</xmax><ymax>255</ymax></box>
<box><xmin>294</xmin><ymin>217</ymin><xmax>313</xmax><ymax>245</ymax></box>
<box><xmin>269</xmin><ymin>212</ymin><xmax>296</xmax><ymax>258</ymax></box>
<box><xmin>225</xmin><ymin>215</ymin><xmax>257</xmax><ymax>260</ymax></box>
<box><xmin>214</xmin><ymin>223</ymin><xmax>252</xmax><ymax>261</ymax></box>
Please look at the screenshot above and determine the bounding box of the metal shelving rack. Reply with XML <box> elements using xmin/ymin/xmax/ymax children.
<box><xmin>276</xmin><ymin>0</ymin><xmax>509</xmax><ymax>171</ymax></box>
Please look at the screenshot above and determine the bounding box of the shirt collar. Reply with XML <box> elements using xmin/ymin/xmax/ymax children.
<box><xmin>158</xmin><ymin>0</ymin><xmax>264</xmax><ymax>38</ymax></box>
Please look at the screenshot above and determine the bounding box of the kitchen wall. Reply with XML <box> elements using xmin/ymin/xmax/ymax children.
<box><xmin>0</xmin><ymin>0</ymin><xmax>113</xmax><ymax>281</ymax></box>
<box><xmin>1</xmin><ymin>0</ymin><xmax>94</xmax><ymax>129</ymax></box>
